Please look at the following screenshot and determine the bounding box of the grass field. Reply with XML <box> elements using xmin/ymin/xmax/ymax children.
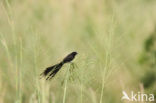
<box><xmin>0</xmin><ymin>0</ymin><xmax>156</xmax><ymax>103</ymax></box>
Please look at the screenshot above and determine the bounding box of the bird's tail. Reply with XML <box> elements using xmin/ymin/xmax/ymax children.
<box><xmin>40</xmin><ymin>62</ymin><xmax>64</xmax><ymax>80</ymax></box>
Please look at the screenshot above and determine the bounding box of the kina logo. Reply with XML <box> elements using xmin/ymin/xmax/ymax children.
<box><xmin>121</xmin><ymin>91</ymin><xmax>155</xmax><ymax>102</ymax></box>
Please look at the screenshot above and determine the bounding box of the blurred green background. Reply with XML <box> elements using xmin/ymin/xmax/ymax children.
<box><xmin>0</xmin><ymin>0</ymin><xmax>156</xmax><ymax>103</ymax></box>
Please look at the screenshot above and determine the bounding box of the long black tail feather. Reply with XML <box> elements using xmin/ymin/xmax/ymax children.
<box><xmin>40</xmin><ymin>64</ymin><xmax>57</xmax><ymax>77</ymax></box>
<box><xmin>46</xmin><ymin>62</ymin><xmax>63</xmax><ymax>80</ymax></box>
<box><xmin>40</xmin><ymin>62</ymin><xmax>64</xmax><ymax>80</ymax></box>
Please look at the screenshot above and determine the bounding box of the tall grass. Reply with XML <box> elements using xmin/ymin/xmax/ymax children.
<box><xmin>0</xmin><ymin>0</ymin><xmax>156</xmax><ymax>103</ymax></box>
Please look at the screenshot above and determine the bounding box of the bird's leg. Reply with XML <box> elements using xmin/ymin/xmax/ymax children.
<box><xmin>72</xmin><ymin>63</ymin><xmax>81</xmax><ymax>83</ymax></box>
<box><xmin>69</xmin><ymin>62</ymin><xmax>75</xmax><ymax>72</ymax></box>
<box><xmin>73</xmin><ymin>63</ymin><xmax>78</xmax><ymax>69</ymax></box>
<box><xmin>67</xmin><ymin>62</ymin><xmax>74</xmax><ymax>81</ymax></box>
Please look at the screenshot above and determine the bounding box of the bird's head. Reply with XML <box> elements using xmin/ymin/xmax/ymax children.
<box><xmin>72</xmin><ymin>51</ymin><xmax>78</xmax><ymax>56</ymax></box>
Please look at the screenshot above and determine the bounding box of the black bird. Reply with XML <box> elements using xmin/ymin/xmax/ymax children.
<box><xmin>40</xmin><ymin>52</ymin><xmax>78</xmax><ymax>80</ymax></box>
